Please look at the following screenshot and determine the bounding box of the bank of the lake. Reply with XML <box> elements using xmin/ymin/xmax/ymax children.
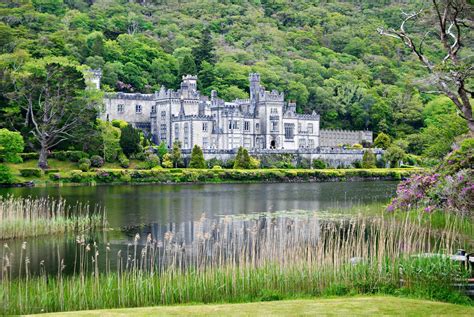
<box><xmin>3</xmin><ymin>161</ymin><xmax>420</xmax><ymax>187</ymax></box>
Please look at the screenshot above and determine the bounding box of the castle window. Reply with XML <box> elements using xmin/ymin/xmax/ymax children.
<box><xmin>244</xmin><ymin>138</ymin><xmax>251</xmax><ymax>148</ymax></box>
<box><xmin>160</xmin><ymin>124</ymin><xmax>166</xmax><ymax>140</ymax></box>
<box><xmin>136</xmin><ymin>104</ymin><xmax>142</xmax><ymax>113</ymax></box>
<box><xmin>298</xmin><ymin>123</ymin><xmax>302</xmax><ymax>132</ymax></box>
<box><xmin>203</xmin><ymin>137</ymin><xmax>209</xmax><ymax>149</ymax></box>
<box><xmin>244</xmin><ymin>121</ymin><xmax>250</xmax><ymax>131</ymax></box>
<box><xmin>256</xmin><ymin>123</ymin><xmax>260</xmax><ymax>131</ymax></box>
<box><xmin>228</xmin><ymin>120</ymin><xmax>238</xmax><ymax>130</ymax></box>
<box><xmin>117</xmin><ymin>104</ymin><xmax>124</xmax><ymax>113</ymax></box>
<box><xmin>271</xmin><ymin>107</ymin><xmax>278</xmax><ymax>114</ymax></box>
<box><xmin>308</xmin><ymin>139</ymin><xmax>315</xmax><ymax>148</ymax></box>
<box><xmin>174</xmin><ymin>124</ymin><xmax>179</xmax><ymax>140</ymax></box>
<box><xmin>161</xmin><ymin>111</ymin><xmax>166</xmax><ymax>119</ymax></box>
<box><xmin>284</xmin><ymin>123</ymin><xmax>294</xmax><ymax>140</ymax></box>
<box><xmin>299</xmin><ymin>139</ymin><xmax>306</xmax><ymax>148</ymax></box>
<box><xmin>308</xmin><ymin>123</ymin><xmax>313</xmax><ymax>134</ymax></box>
<box><xmin>202</xmin><ymin>122</ymin><xmax>208</xmax><ymax>132</ymax></box>
<box><xmin>270</xmin><ymin>121</ymin><xmax>278</xmax><ymax>132</ymax></box>
<box><xmin>184</xmin><ymin>123</ymin><xmax>189</xmax><ymax>148</ymax></box>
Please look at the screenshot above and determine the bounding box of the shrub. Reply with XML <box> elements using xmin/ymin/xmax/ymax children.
<box><xmin>118</xmin><ymin>153</ymin><xmax>130</xmax><ymax>168</ymax></box>
<box><xmin>20</xmin><ymin>153</ymin><xmax>39</xmax><ymax>161</ymax></box>
<box><xmin>312</xmin><ymin>159</ymin><xmax>326</xmax><ymax>169</ymax></box>
<box><xmin>44</xmin><ymin>169</ymin><xmax>60</xmax><ymax>174</ymax></box>
<box><xmin>352</xmin><ymin>160</ymin><xmax>362</xmax><ymax>168</ymax></box>
<box><xmin>90</xmin><ymin>155</ymin><xmax>104</xmax><ymax>168</ymax></box>
<box><xmin>120</xmin><ymin>124</ymin><xmax>141</xmax><ymax>157</ymax></box>
<box><xmin>352</xmin><ymin>143</ymin><xmax>363</xmax><ymax>149</ymax></box>
<box><xmin>374</xmin><ymin>132</ymin><xmax>391</xmax><ymax>149</ymax></box>
<box><xmin>78</xmin><ymin>158</ymin><xmax>91</xmax><ymax>172</ymax></box>
<box><xmin>362</xmin><ymin>149</ymin><xmax>376</xmax><ymax>169</ymax></box>
<box><xmin>249</xmin><ymin>156</ymin><xmax>260</xmax><ymax>169</ymax></box>
<box><xmin>49</xmin><ymin>173</ymin><xmax>61</xmax><ymax>181</ymax></box>
<box><xmin>297</xmin><ymin>157</ymin><xmax>311</xmax><ymax>169</ymax></box>
<box><xmin>19</xmin><ymin>168</ymin><xmax>42</xmax><ymax>177</ymax></box>
<box><xmin>67</xmin><ymin>151</ymin><xmax>89</xmax><ymax>162</ymax></box>
<box><xmin>0</xmin><ymin>128</ymin><xmax>24</xmax><ymax>163</ymax></box>
<box><xmin>189</xmin><ymin>145</ymin><xmax>206</xmax><ymax>168</ymax></box>
<box><xmin>0</xmin><ymin>165</ymin><xmax>14</xmax><ymax>184</ymax></box>
<box><xmin>162</xmin><ymin>153</ymin><xmax>173</xmax><ymax>168</ymax></box>
<box><xmin>144</xmin><ymin>153</ymin><xmax>160</xmax><ymax>169</ymax></box>
<box><xmin>212</xmin><ymin>165</ymin><xmax>223</xmax><ymax>170</ymax></box>
<box><xmin>207</xmin><ymin>158</ymin><xmax>225</xmax><ymax>169</ymax></box>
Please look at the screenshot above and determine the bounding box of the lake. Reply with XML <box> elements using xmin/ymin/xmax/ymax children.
<box><xmin>0</xmin><ymin>181</ymin><xmax>398</xmax><ymax>275</ymax></box>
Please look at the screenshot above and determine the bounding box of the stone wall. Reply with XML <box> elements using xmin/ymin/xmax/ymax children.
<box><xmin>320</xmin><ymin>129</ymin><xmax>373</xmax><ymax>147</ymax></box>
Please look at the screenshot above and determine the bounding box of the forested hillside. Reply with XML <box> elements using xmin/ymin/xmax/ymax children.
<box><xmin>0</xmin><ymin>0</ymin><xmax>472</xmax><ymax>159</ymax></box>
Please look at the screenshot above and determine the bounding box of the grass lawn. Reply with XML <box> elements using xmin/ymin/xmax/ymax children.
<box><xmin>32</xmin><ymin>296</ymin><xmax>474</xmax><ymax>316</ymax></box>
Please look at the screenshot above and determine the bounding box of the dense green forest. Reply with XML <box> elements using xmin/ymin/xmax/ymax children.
<box><xmin>0</xmin><ymin>0</ymin><xmax>472</xmax><ymax>161</ymax></box>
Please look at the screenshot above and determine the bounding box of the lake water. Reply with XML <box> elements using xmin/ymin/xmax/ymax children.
<box><xmin>0</xmin><ymin>181</ymin><xmax>398</xmax><ymax>276</ymax></box>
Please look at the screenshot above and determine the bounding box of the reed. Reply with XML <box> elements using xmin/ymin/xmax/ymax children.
<box><xmin>1</xmin><ymin>213</ymin><xmax>470</xmax><ymax>315</ymax></box>
<box><xmin>0</xmin><ymin>195</ymin><xmax>106</xmax><ymax>240</ymax></box>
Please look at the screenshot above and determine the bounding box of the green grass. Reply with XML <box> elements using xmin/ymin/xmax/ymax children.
<box><xmin>30</xmin><ymin>296</ymin><xmax>474</xmax><ymax>316</ymax></box>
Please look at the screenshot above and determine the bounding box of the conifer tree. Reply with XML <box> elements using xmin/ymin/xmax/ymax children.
<box><xmin>120</xmin><ymin>124</ymin><xmax>141</xmax><ymax>157</ymax></box>
<box><xmin>189</xmin><ymin>145</ymin><xmax>205</xmax><ymax>168</ymax></box>
<box><xmin>362</xmin><ymin>149</ymin><xmax>376</xmax><ymax>169</ymax></box>
<box><xmin>234</xmin><ymin>146</ymin><xmax>251</xmax><ymax>169</ymax></box>
<box><xmin>193</xmin><ymin>28</ymin><xmax>215</xmax><ymax>70</ymax></box>
<box><xmin>171</xmin><ymin>140</ymin><xmax>182</xmax><ymax>168</ymax></box>
<box><xmin>178</xmin><ymin>54</ymin><xmax>197</xmax><ymax>77</ymax></box>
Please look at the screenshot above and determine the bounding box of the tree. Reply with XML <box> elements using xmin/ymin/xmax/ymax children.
<box><xmin>362</xmin><ymin>149</ymin><xmax>376</xmax><ymax>168</ymax></box>
<box><xmin>193</xmin><ymin>28</ymin><xmax>215</xmax><ymax>70</ymax></box>
<box><xmin>162</xmin><ymin>153</ymin><xmax>173</xmax><ymax>168</ymax></box>
<box><xmin>178</xmin><ymin>54</ymin><xmax>197</xmax><ymax>77</ymax></box>
<box><xmin>120</xmin><ymin>124</ymin><xmax>141</xmax><ymax>157</ymax></box>
<box><xmin>171</xmin><ymin>140</ymin><xmax>182</xmax><ymax>168</ymax></box>
<box><xmin>0</xmin><ymin>128</ymin><xmax>24</xmax><ymax>163</ymax></box>
<box><xmin>234</xmin><ymin>146</ymin><xmax>251</xmax><ymax>169</ymax></box>
<box><xmin>4</xmin><ymin>59</ymin><xmax>101</xmax><ymax>169</ymax></box>
<box><xmin>384</xmin><ymin>144</ymin><xmax>406</xmax><ymax>168</ymax></box>
<box><xmin>156</xmin><ymin>141</ymin><xmax>168</xmax><ymax>160</ymax></box>
<box><xmin>374</xmin><ymin>132</ymin><xmax>391</xmax><ymax>149</ymax></box>
<box><xmin>378</xmin><ymin>1</ymin><xmax>474</xmax><ymax>133</ymax></box>
<box><xmin>189</xmin><ymin>145</ymin><xmax>205</xmax><ymax>168</ymax></box>
<box><xmin>98</xmin><ymin>120</ymin><xmax>122</xmax><ymax>162</ymax></box>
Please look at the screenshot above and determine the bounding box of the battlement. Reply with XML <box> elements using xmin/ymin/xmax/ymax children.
<box><xmin>105</xmin><ymin>92</ymin><xmax>155</xmax><ymax>101</ymax></box>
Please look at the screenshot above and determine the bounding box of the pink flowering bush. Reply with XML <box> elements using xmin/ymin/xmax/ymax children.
<box><xmin>388</xmin><ymin>138</ymin><xmax>473</xmax><ymax>216</ymax></box>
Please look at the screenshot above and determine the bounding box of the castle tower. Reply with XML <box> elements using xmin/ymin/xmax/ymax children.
<box><xmin>88</xmin><ymin>69</ymin><xmax>102</xmax><ymax>90</ymax></box>
<box><xmin>249</xmin><ymin>73</ymin><xmax>260</xmax><ymax>100</ymax></box>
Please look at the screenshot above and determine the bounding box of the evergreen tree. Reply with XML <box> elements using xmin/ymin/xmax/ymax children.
<box><xmin>234</xmin><ymin>146</ymin><xmax>251</xmax><ymax>169</ymax></box>
<box><xmin>189</xmin><ymin>145</ymin><xmax>205</xmax><ymax>168</ymax></box>
<box><xmin>120</xmin><ymin>124</ymin><xmax>141</xmax><ymax>157</ymax></box>
<box><xmin>374</xmin><ymin>132</ymin><xmax>391</xmax><ymax>150</ymax></box>
<box><xmin>171</xmin><ymin>140</ymin><xmax>182</xmax><ymax>168</ymax></box>
<box><xmin>178</xmin><ymin>54</ymin><xmax>197</xmax><ymax>77</ymax></box>
<box><xmin>193</xmin><ymin>28</ymin><xmax>215</xmax><ymax>70</ymax></box>
<box><xmin>157</xmin><ymin>141</ymin><xmax>168</xmax><ymax>160</ymax></box>
<box><xmin>362</xmin><ymin>149</ymin><xmax>376</xmax><ymax>169</ymax></box>
<box><xmin>162</xmin><ymin>153</ymin><xmax>173</xmax><ymax>168</ymax></box>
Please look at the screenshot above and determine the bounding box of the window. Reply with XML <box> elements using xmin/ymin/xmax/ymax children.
<box><xmin>160</xmin><ymin>124</ymin><xmax>167</xmax><ymax>140</ymax></box>
<box><xmin>203</xmin><ymin>137</ymin><xmax>209</xmax><ymax>149</ymax></box>
<box><xmin>174</xmin><ymin>124</ymin><xmax>179</xmax><ymax>140</ymax></box>
<box><xmin>202</xmin><ymin>122</ymin><xmax>208</xmax><ymax>132</ymax></box>
<box><xmin>308</xmin><ymin>123</ymin><xmax>313</xmax><ymax>134</ymax></box>
<box><xmin>244</xmin><ymin>138</ymin><xmax>251</xmax><ymax>148</ymax></box>
<box><xmin>308</xmin><ymin>139</ymin><xmax>315</xmax><ymax>148</ymax></box>
<box><xmin>117</xmin><ymin>104</ymin><xmax>124</xmax><ymax>113</ymax></box>
<box><xmin>136</xmin><ymin>104</ymin><xmax>142</xmax><ymax>113</ymax></box>
<box><xmin>244</xmin><ymin>121</ymin><xmax>250</xmax><ymax>131</ymax></box>
<box><xmin>161</xmin><ymin>111</ymin><xmax>166</xmax><ymax>119</ymax></box>
<box><xmin>271</xmin><ymin>107</ymin><xmax>278</xmax><ymax>114</ymax></box>
<box><xmin>256</xmin><ymin>123</ymin><xmax>260</xmax><ymax>131</ymax></box>
<box><xmin>184</xmin><ymin>123</ymin><xmax>189</xmax><ymax>148</ymax></box>
<box><xmin>228</xmin><ymin>120</ymin><xmax>238</xmax><ymax>130</ymax></box>
<box><xmin>271</xmin><ymin>121</ymin><xmax>278</xmax><ymax>132</ymax></box>
<box><xmin>284</xmin><ymin>123</ymin><xmax>294</xmax><ymax>140</ymax></box>
<box><xmin>299</xmin><ymin>139</ymin><xmax>306</xmax><ymax>148</ymax></box>
<box><xmin>298</xmin><ymin>123</ymin><xmax>302</xmax><ymax>132</ymax></box>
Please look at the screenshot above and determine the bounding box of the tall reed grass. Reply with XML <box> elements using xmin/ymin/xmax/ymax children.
<box><xmin>0</xmin><ymin>213</ymin><xmax>470</xmax><ymax>315</ymax></box>
<box><xmin>0</xmin><ymin>195</ymin><xmax>106</xmax><ymax>240</ymax></box>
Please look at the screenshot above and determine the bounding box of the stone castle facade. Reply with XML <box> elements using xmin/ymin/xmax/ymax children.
<box><xmin>100</xmin><ymin>73</ymin><xmax>372</xmax><ymax>152</ymax></box>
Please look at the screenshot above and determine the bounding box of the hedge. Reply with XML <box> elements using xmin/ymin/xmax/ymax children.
<box><xmin>19</xmin><ymin>168</ymin><xmax>42</xmax><ymax>177</ymax></box>
<box><xmin>50</xmin><ymin>151</ymin><xmax>89</xmax><ymax>162</ymax></box>
<box><xmin>52</xmin><ymin>168</ymin><xmax>417</xmax><ymax>185</ymax></box>
<box><xmin>19</xmin><ymin>153</ymin><xmax>39</xmax><ymax>161</ymax></box>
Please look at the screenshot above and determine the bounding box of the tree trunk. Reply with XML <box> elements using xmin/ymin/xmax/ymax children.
<box><xmin>38</xmin><ymin>145</ymin><xmax>49</xmax><ymax>170</ymax></box>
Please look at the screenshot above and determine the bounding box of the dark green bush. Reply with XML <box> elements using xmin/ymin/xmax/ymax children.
<box><xmin>19</xmin><ymin>168</ymin><xmax>42</xmax><ymax>177</ymax></box>
<box><xmin>312</xmin><ymin>159</ymin><xmax>326</xmax><ymax>169</ymax></box>
<box><xmin>78</xmin><ymin>158</ymin><xmax>91</xmax><ymax>172</ymax></box>
<box><xmin>0</xmin><ymin>165</ymin><xmax>14</xmax><ymax>184</ymax></box>
<box><xmin>118</xmin><ymin>154</ymin><xmax>130</xmax><ymax>168</ymax></box>
<box><xmin>51</xmin><ymin>151</ymin><xmax>88</xmax><ymax>162</ymax></box>
<box><xmin>44</xmin><ymin>169</ymin><xmax>60</xmax><ymax>174</ymax></box>
<box><xmin>19</xmin><ymin>153</ymin><xmax>39</xmax><ymax>161</ymax></box>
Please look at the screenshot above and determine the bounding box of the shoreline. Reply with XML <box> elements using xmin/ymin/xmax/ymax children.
<box><xmin>1</xmin><ymin>168</ymin><xmax>420</xmax><ymax>188</ymax></box>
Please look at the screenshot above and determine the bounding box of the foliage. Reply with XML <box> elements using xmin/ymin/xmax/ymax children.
<box><xmin>19</xmin><ymin>168</ymin><xmax>42</xmax><ymax>177</ymax></box>
<box><xmin>234</xmin><ymin>147</ymin><xmax>251</xmax><ymax>169</ymax></box>
<box><xmin>388</xmin><ymin>138</ymin><xmax>474</xmax><ymax>216</ymax></box>
<box><xmin>0</xmin><ymin>165</ymin><xmax>14</xmax><ymax>184</ymax></box>
<box><xmin>189</xmin><ymin>145</ymin><xmax>205</xmax><ymax>169</ymax></box>
<box><xmin>90</xmin><ymin>155</ymin><xmax>104</xmax><ymax>168</ymax></box>
<box><xmin>51</xmin><ymin>151</ymin><xmax>89</xmax><ymax>162</ymax></box>
<box><xmin>118</xmin><ymin>153</ymin><xmax>130</xmax><ymax>168</ymax></box>
<box><xmin>78</xmin><ymin>158</ymin><xmax>91</xmax><ymax>172</ymax></box>
<box><xmin>362</xmin><ymin>150</ymin><xmax>376</xmax><ymax>169</ymax></box>
<box><xmin>0</xmin><ymin>129</ymin><xmax>24</xmax><ymax>163</ymax></box>
<box><xmin>171</xmin><ymin>141</ymin><xmax>182</xmax><ymax>168</ymax></box>
<box><xmin>144</xmin><ymin>153</ymin><xmax>160</xmax><ymax>169</ymax></box>
<box><xmin>384</xmin><ymin>145</ymin><xmax>406</xmax><ymax>168</ymax></box>
<box><xmin>98</xmin><ymin>120</ymin><xmax>122</xmax><ymax>162</ymax></box>
<box><xmin>312</xmin><ymin>159</ymin><xmax>326</xmax><ymax>169</ymax></box>
<box><xmin>120</xmin><ymin>125</ymin><xmax>141</xmax><ymax>157</ymax></box>
<box><xmin>374</xmin><ymin>132</ymin><xmax>391</xmax><ymax>150</ymax></box>
<box><xmin>156</xmin><ymin>141</ymin><xmax>168</xmax><ymax>160</ymax></box>
<box><xmin>352</xmin><ymin>143</ymin><xmax>363</xmax><ymax>149</ymax></box>
<box><xmin>249</xmin><ymin>156</ymin><xmax>261</xmax><ymax>169</ymax></box>
<box><xmin>162</xmin><ymin>153</ymin><xmax>173</xmax><ymax>169</ymax></box>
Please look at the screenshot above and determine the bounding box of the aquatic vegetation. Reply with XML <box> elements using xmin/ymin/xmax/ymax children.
<box><xmin>1</xmin><ymin>213</ymin><xmax>470</xmax><ymax>315</ymax></box>
<box><xmin>0</xmin><ymin>195</ymin><xmax>106</xmax><ymax>240</ymax></box>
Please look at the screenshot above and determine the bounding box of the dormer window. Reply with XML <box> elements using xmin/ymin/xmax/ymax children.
<box><xmin>136</xmin><ymin>104</ymin><xmax>142</xmax><ymax>114</ymax></box>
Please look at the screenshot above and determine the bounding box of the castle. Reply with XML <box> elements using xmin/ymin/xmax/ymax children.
<box><xmin>100</xmin><ymin>73</ymin><xmax>372</xmax><ymax>154</ymax></box>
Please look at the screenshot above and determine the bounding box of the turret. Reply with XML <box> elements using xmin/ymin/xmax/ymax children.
<box><xmin>249</xmin><ymin>73</ymin><xmax>260</xmax><ymax>100</ymax></box>
<box><xmin>88</xmin><ymin>69</ymin><xmax>102</xmax><ymax>90</ymax></box>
